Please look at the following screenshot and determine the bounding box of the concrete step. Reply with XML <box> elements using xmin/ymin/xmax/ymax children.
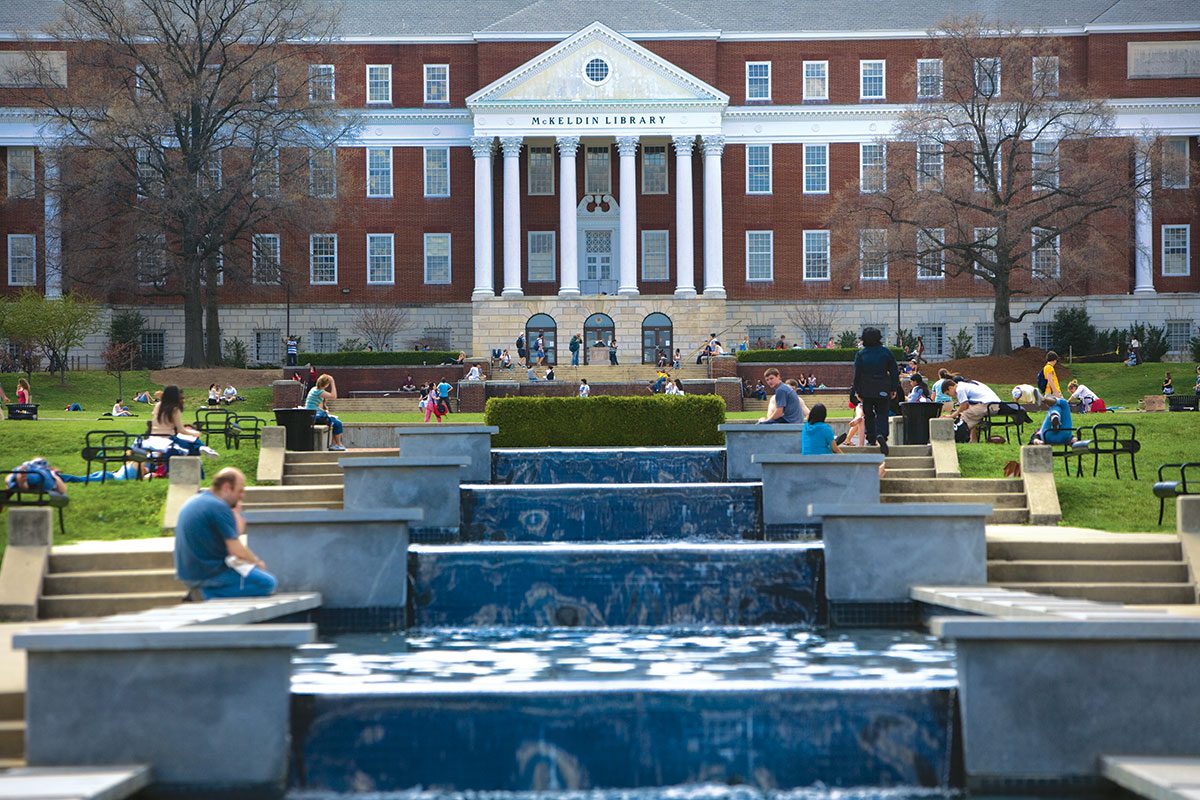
<box><xmin>48</xmin><ymin>549</ymin><xmax>172</xmax><ymax>574</ymax></box>
<box><xmin>39</xmin><ymin>592</ymin><xmax>184</xmax><ymax>619</ymax></box>
<box><xmin>282</xmin><ymin>474</ymin><xmax>346</xmax><ymax>486</ymax></box>
<box><xmin>877</xmin><ymin>456</ymin><xmax>935</xmax><ymax>469</ymax></box>
<box><xmin>988</xmin><ymin>560</ymin><xmax>1190</xmax><ymax>583</ymax></box>
<box><xmin>881</xmin><ymin>477</ymin><xmax>1023</xmax><ymax>494</ymax></box>
<box><xmin>987</xmin><ymin>509</ymin><xmax>1031</xmax><ymax>524</ymax></box>
<box><xmin>988</xmin><ymin>539</ymin><xmax>1183</xmax><ymax>562</ymax></box>
<box><xmin>843</xmin><ymin>445</ymin><xmax>931</xmax><ymax>458</ymax></box>
<box><xmin>42</xmin><ymin>569</ymin><xmax>183</xmax><ymax>596</ymax></box>
<box><xmin>881</xmin><ymin>468</ymin><xmax>937</xmax><ymax>479</ymax></box>
<box><xmin>0</xmin><ymin>757</ymin><xmax>25</xmax><ymax>769</ymax></box>
<box><xmin>0</xmin><ymin>721</ymin><xmax>23</xmax><ymax>761</ymax></box>
<box><xmin>992</xmin><ymin>582</ymin><xmax>1196</xmax><ymax>605</ymax></box>
<box><xmin>884</xmin><ymin>492</ymin><xmax>1028</xmax><ymax>509</ymax></box>
<box><xmin>243</xmin><ymin>485</ymin><xmax>343</xmax><ymax>503</ymax></box>
<box><xmin>0</xmin><ymin>693</ymin><xmax>23</xmax><ymax>721</ymax></box>
<box><xmin>284</xmin><ymin>450</ymin><xmax>391</xmax><ymax>464</ymax></box>
<box><xmin>284</xmin><ymin>462</ymin><xmax>351</xmax><ymax>476</ymax></box>
<box><xmin>242</xmin><ymin>499</ymin><xmax>343</xmax><ymax>511</ymax></box>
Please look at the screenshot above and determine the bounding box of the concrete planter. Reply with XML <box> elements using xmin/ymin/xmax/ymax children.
<box><xmin>719</xmin><ymin>423</ymin><xmax>805</xmax><ymax>481</ymax></box>
<box><xmin>341</xmin><ymin>456</ymin><xmax>468</xmax><ymax>536</ymax></box>
<box><xmin>753</xmin><ymin>454</ymin><xmax>883</xmax><ymax>526</ymax></box>
<box><xmin>340</xmin><ymin>424</ymin><xmax>498</xmax><ymax>483</ymax></box>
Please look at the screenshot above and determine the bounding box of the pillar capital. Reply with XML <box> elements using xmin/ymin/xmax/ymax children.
<box><xmin>556</xmin><ymin>136</ymin><xmax>581</xmax><ymax>158</ymax></box>
<box><xmin>672</xmin><ymin>135</ymin><xmax>696</xmax><ymax>157</ymax></box>
<box><xmin>703</xmin><ymin>135</ymin><xmax>726</xmax><ymax>157</ymax></box>
<box><xmin>499</xmin><ymin>137</ymin><xmax>523</xmax><ymax>158</ymax></box>
<box><xmin>616</xmin><ymin>136</ymin><xmax>639</xmax><ymax>158</ymax></box>
<box><xmin>470</xmin><ymin>136</ymin><xmax>494</xmax><ymax>159</ymax></box>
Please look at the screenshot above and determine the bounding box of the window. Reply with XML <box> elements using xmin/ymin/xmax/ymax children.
<box><xmin>199</xmin><ymin>153</ymin><xmax>222</xmax><ymax>191</ymax></box>
<box><xmin>367</xmin><ymin>147</ymin><xmax>393</xmax><ymax>197</ymax></box>
<box><xmin>1162</xmin><ymin>138</ymin><xmax>1190</xmax><ymax>189</ymax></box>
<box><xmin>974</xmin><ymin>149</ymin><xmax>1000</xmax><ymax>193</ymax></box>
<box><xmin>585</xmin><ymin>145</ymin><xmax>610</xmax><ymax>195</ymax></box>
<box><xmin>746</xmin><ymin>231</ymin><xmax>774</xmax><ymax>281</ymax></box>
<box><xmin>7</xmin><ymin>234</ymin><xmax>35</xmax><ymax>285</ymax></box>
<box><xmin>1032</xmin><ymin>140</ymin><xmax>1059</xmax><ymax>191</ymax></box>
<box><xmin>747</xmin><ymin>325</ymin><xmax>774</xmax><ymax>348</ymax></box>
<box><xmin>309</xmin><ymin>149</ymin><xmax>336</xmax><ymax>197</ymax></box>
<box><xmin>1032</xmin><ymin>228</ymin><xmax>1060</xmax><ymax>279</ymax></box>
<box><xmin>528</xmin><ymin>145</ymin><xmax>554</xmax><ymax>195</ymax></box>
<box><xmin>367</xmin><ymin>233</ymin><xmax>394</xmax><ymax>284</ymax></box>
<box><xmin>6</xmin><ymin>147</ymin><xmax>34</xmax><ymax>198</ymax></box>
<box><xmin>642</xmin><ymin>145</ymin><xmax>667</xmax><ymax>194</ymax></box>
<box><xmin>366</xmin><ymin>64</ymin><xmax>392</xmax><ymax>104</ymax></box>
<box><xmin>424</xmin><ymin>233</ymin><xmax>451</xmax><ymax>284</ymax></box>
<box><xmin>424</xmin><ymin>64</ymin><xmax>448</xmax><ymax>104</ymax></box>
<box><xmin>746</xmin><ymin>144</ymin><xmax>772</xmax><ymax>194</ymax></box>
<box><xmin>803</xmin><ymin>144</ymin><xmax>828</xmax><ymax>193</ymax></box>
<box><xmin>860</xmin><ymin>60</ymin><xmax>885</xmax><ymax>99</ymax></box>
<box><xmin>528</xmin><ymin>231</ymin><xmax>556</xmax><ymax>282</ymax></box>
<box><xmin>140</xmin><ymin>330</ymin><xmax>165</xmax><ymax>368</ymax></box>
<box><xmin>975</xmin><ymin>323</ymin><xmax>994</xmax><ymax>355</ymax></box>
<box><xmin>917</xmin><ymin>229</ymin><xmax>945</xmax><ymax>279</ymax></box>
<box><xmin>309</xmin><ymin>234</ymin><xmax>337</xmax><ymax>285</ymax></box>
<box><xmin>642</xmin><ymin>230</ymin><xmax>669</xmax><ymax>281</ymax></box>
<box><xmin>974</xmin><ymin>228</ymin><xmax>998</xmax><ymax>279</ymax></box>
<box><xmin>974</xmin><ymin>57</ymin><xmax>1000</xmax><ymax>97</ymax></box>
<box><xmin>1166</xmin><ymin>320</ymin><xmax>1194</xmax><ymax>352</ymax></box>
<box><xmin>859</xmin><ymin>229</ymin><xmax>888</xmax><ymax>280</ymax></box>
<box><xmin>584</xmin><ymin>58</ymin><xmax>610</xmax><ymax>85</ymax></box>
<box><xmin>917</xmin><ymin>59</ymin><xmax>943</xmax><ymax>100</ymax></box>
<box><xmin>423</xmin><ymin>147</ymin><xmax>448</xmax><ymax>197</ymax></box>
<box><xmin>308</xmin><ymin>64</ymin><xmax>334</xmax><ymax>103</ymax></box>
<box><xmin>252</xmin><ymin>66</ymin><xmax>277</xmax><ymax>105</ymax></box>
<box><xmin>746</xmin><ymin>61</ymin><xmax>771</xmax><ymax>100</ymax></box>
<box><xmin>1033</xmin><ymin>56</ymin><xmax>1059</xmax><ymax>96</ymax></box>
<box><xmin>252</xmin><ymin>234</ymin><xmax>280</xmax><ymax>284</ymax></box>
<box><xmin>860</xmin><ymin>143</ymin><xmax>885</xmax><ymax>192</ymax></box>
<box><xmin>136</xmin><ymin>148</ymin><xmax>161</xmax><ymax>197</ymax></box>
<box><xmin>254</xmin><ymin>330</ymin><xmax>280</xmax><ymax>365</ymax></box>
<box><xmin>917</xmin><ymin>141</ymin><xmax>943</xmax><ymax>190</ymax></box>
<box><xmin>917</xmin><ymin>324</ymin><xmax>944</xmax><ymax>357</ymax></box>
<box><xmin>309</xmin><ymin>329</ymin><xmax>338</xmax><ymax>353</ymax></box>
<box><xmin>803</xmin><ymin>61</ymin><xmax>828</xmax><ymax>101</ymax></box>
<box><xmin>1033</xmin><ymin>322</ymin><xmax>1053</xmax><ymax>350</ymax></box>
<box><xmin>422</xmin><ymin>327</ymin><xmax>451</xmax><ymax>349</ymax></box>
<box><xmin>1163</xmin><ymin>224</ymin><xmax>1191</xmax><ymax>276</ymax></box>
<box><xmin>135</xmin><ymin>234</ymin><xmax>166</xmax><ymax>286</ymax></box>
<box><xmin>254</xmin><ymin>149</ymin><xmax>279</xmax><ymax>197</ymax></box>
<box><xmin>803</xmin><ymin>230</ymin><xmax>830</xmax><ymax>280</ymax></box>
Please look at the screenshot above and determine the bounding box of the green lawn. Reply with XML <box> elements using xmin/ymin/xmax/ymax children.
<box><xmin>1064</xmin><ymin>361</ymin><xmax>1199</xmax><ymax>408</ymax></box>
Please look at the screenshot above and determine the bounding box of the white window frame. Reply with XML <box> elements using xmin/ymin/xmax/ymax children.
<box><xmin>423</xmin><ymin>232</ymin><xmax>452</xmax><ymax>284</ymax></box>
<box><xmin>745</xmin><ymin>230</ymin><xmax>774</xmax><ymax>282</ymax></box>
<box><xmin>527</xmin><ymin>230</ymin><xmax>557</xmax><ymax>283</ymax></box>
<box><xmin>423</xmin><ymin>146</ymin><xmax>449</xmax><ymax>198</ymax></box>
<box><xmin>366</xmin><ymin>64</ymin><xmax>392</xmax><ymax>105</ymax></box>
<box><xmin>802</xmin><ymin>229</ymin><xmax>830</xmax><ymax>281</ymax></box>
<box><xmin>1032</xmin><ymin>140</ymin><xmax>1059</xmax><ymax>191</ymax></box>
<box><xmin>641</xmin><ymin>230</ymin><xmax>669</xmax><ymax>282</ymax></box>
<box><xmin>6</xmin><ymin>234</ymin><xmax>36</xmax><ymax>286</ymax></box>
<box><xmin>308</xmin><ymin>148</ymin><xmax>337</xmax><ymax>198</ymax></box>
<box><xmin>917</xmin><ymin>324</ymin><xmax>945</xmax><ymax>357</ymax></box>
<box><xmin>6</xmin><ymin>146</ymin><xmax>35</xmax><ymax>199</ymax></box>
<box><xmin>309</xmin><ymin>234</ymin><xmax>338</xmax><ymax>285</ymax></box>
<box><xmin>974</xmin><ymin>227</ymin><xmax>998</xmax><ymax>280</ymax></box>
<box><xmin>641</xmin><ymin>144</ymin><xmax>668</xmax><ymax>195</ymax></box>
<box><xmin>860</xmin><ymin>142</ymin><xmax>886</xmax><ymax>192</ymax></box>
<box><xmin>974</xmin><ymin>323</ymin><xmax>994</xmax><ymax>355</ymax></box>
<box><xmin>1033</xmin><ymin>56</ymin><xmax>1059</xmax><ymax>97</ymax></box>
<box><xmin>254</xmin><ymin>148</ymin><xmax>279</xmax><ymax>197</ymax></box>
<box><xmin>527</xmin><ymin>145</ymin><xmax>554</xmax><ymax>196</ymax></box>
<box><xmin>308</xmin><ymin>64</ymin><xmax>334</xmax><ymax>103</ymax></box>
<box><xmin>916</xmin><ymin>58</ymin><xmax>943</xmax><ymax>100</ymax></box>
<box><xmin>1166</xmin><ymin>320</ymin><xmax>1194</xmax><ymax>352</ymax></box>
<box><xmin>424</xmin><ymin>64</ymin><xmax>449</xmax><ymax>104</ymax></box>
<box><xmin>1031</xmin><ymin>228</ymin><xmax>1060</xmax><ymax>279</ymax></box>
<box><xmin>803</xmin><ymin>61</ymin><xmax>828</xmax><ymax>101</ymax></box>
<box><xmin>974</xmin><ymin>57</ymin><xmax>1000</xmax><ymax>97</ymax></box>
<box><xmin>252</xmin><ymin>233</ymin><xmax>280</xmax><ymax>285</ymax></box>
<box><xmin>585</xmin><ymin>145</ymin><xmax>610</xmax><ymax>195</ymax></box>
<box><xmin>745</xmin><ymin>61</ymin><xmax>771</xmax><ymax>101</ymax></box>
<box><xmin>917</xmin><ymin>228</ymin><xmax>945</xmax><ymax>280</ymax></box>
<box><xmin>859</xmin><ymin>229</ymin><xmax>888</xmax><ymax>280</ymax></box>
<box><xmin>1162</xmin><ymin>138</ymin><xmax>1190</xmax><ymax>190</ymax></box>
<box><xmin>366</xmin><ymin>233</ymin><xmax>395</xmax><ymax>285</ymax></box>
<box><xmin>366</xmin><ymin>147</ymin><xmax>393</xmax><ymax>198</ymax></box>
<box><xmin>746</xmin><ymin>144</ymin><xmax>772</xmax><ymax>195</ymax></box>
<box><xmin>308</xmin><ymin>329</ymin><xmax>339</xmax><ymax>354</ymax></box>
<box><xmin>253</xmin><ymin>65</ymin><xmax>278</xmax><ymax>105</ymax></box>
<box><xmin>134</xmin><ymin>234</ymin><xmax>166</xmax><ymax>287</ymax></box>
<box><xmin>974</xmin><ymin>150</ymin><xmax>1000</xmax><ymax>193</ymax></box>
<box><xmin>859</xmin><ymin>59</ymin><xmax>886</xmax><ymax>100</ymax></box>
<box><xmin>917</xmin><ymin>141</ymin><xmax>943</xmax><ymax>190</ymax></box>
<box><xmin>1033</xmin><ymin>321</ymin><xmax>1053</xmax><ymax>350</ymax></box>
<box><xmin>803</xmin><ymin>143</ymin><xmax>828</xmax><ymax>194</ymax></box>
<box><xmin>1162</xmin><ymin>224</ymin><xmax>1191</xmax><ymax>277</ymax></box>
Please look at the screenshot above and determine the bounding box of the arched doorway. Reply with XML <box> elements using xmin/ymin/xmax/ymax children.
<box><xmin>525</xmin><ymin>313</ymin><xmax>557</xmax><ymax>366</ymax></box>
<box><xmin>641</xmin><ymin>312</ymin><xmax>672</xmax><ymax>364</ymax></box>
<box><xmin>583</xmin><ymin>312</ymin><xmax>615</xmax><ymax>365</ymax></box>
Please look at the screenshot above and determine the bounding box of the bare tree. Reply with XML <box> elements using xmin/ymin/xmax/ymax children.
<box><xmin>830</xmin><ymin>16</ymin><xmax>1167</xmax><ymax>355</ymax></box>
<box><xmin>20</xmin><ymin>0</ymin><xmax>360</xmax><ymax>367</ymax></box>
<box><xmin>787</xmin><ymin>299</ymin><xmax>840</xmax><ymax>348</ymax></box>
<box><xmin>353</xmin><ymin>306</ymin><xmax>413</xmax><ymax>352</ymax></box>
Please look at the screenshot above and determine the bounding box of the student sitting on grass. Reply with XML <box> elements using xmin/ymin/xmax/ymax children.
<box><xmin>112</xmin><ymin>399</ymin><xmax>133</xmax><ymax>417</ymax></box>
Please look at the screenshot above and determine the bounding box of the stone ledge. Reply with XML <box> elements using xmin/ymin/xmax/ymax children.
<box><xmin>719</xmin><ymin>423</ymin><xmax>806</xmax><ymax>432</ymax></box>
<box><xmin>393</xmin><ymin>425</ymin><xmax>499</xmax><ymax>434</ymax></box>
<box><xmin>1102</xmin><ymin>755</ymin><xmax>1200</xmax><ymax>800</ymax></box>
<box><xmin>243</xmin><ymin>508</ymin><xmax>423</xmax><ymax>525</ymax></box>
<box><xmin>0</xmin><ymin>765</ymin><xmax>151</xmax><ymax>800</ymax></box>
<box><xmin>753</xmin><ymin>454</ymin><xmax>885</xmax><ymax>465</ymax></box>
<box><xmin>14</xmin><ymin>623</ymin><xmax>315</xmax><ymax>652</ymax></box>
<box><xmin>340</xmin><ymin>456</ymin><xmax>470</xmax><ymax>469</ymax></box>
<box><xmin>811</xmin><ymin>503</ymin><xmax>992</xmax><ymax>518</ymax></box>
<box><xmin>932</xmin><ymin>617</ymin><xmax>1200</xmax><ymax>640</ymax></box>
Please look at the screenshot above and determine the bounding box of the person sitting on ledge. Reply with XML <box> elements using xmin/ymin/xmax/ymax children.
<box><xmin>545</xmin><ymin>366</ymin><xmax>555</xmax><ymax>381</ymax></box>
<box><xmin>402</xmin><ymin>375</ymin><xmax>417</xmax><ymax>392</ymax></box>
<box><xmin>758</xmin><ymin>367</ymin><xmax>803</xmax><ymax>424</ymax></box>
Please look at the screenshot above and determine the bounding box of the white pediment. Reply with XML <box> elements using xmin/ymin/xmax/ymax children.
<box><xmin>467</xmin><ymin>22</ymin><xmax>728</xmax><ymax>109</ymax></box>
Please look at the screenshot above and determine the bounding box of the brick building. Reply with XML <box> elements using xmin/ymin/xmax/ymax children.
<box><xmin>1</xmin><ymin>1</ymin><xmax>1198</xmax><ymax>366</ymax></box>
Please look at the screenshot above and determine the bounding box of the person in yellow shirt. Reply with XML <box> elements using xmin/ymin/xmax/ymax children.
<box><xmin>1042</xmin><ymin>352</ymin><xmax>1063</xmax><ymax>398</ymax></box>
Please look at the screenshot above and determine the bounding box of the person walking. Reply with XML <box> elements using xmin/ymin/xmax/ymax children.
<box><xmin>569</xmin><ymin>334</ymin><xmax>581</xmax><ymax>367</ymax></box>
<box><xmin>515</xmin><ymin>332</ymin><xmax>528</xmax><ymax>367</ymax></box>
<box><xmin>284</xmin><ymin>336</ymin><xmax>299</xmax><ymax>367</ymax></box>
<box><xmin>851</xmin><ymin>327</ymin><xmax>899</xmax><ymax>455</ymax></box>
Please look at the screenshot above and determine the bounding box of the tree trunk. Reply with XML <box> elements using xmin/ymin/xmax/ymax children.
<box><xmin>204</xmin><ymin>264</ymin><xmax>222</xmax><ymax>366</ymax></box>
<box><xmin>182</xmin><ymin>272</ymin><xmax>205</xmax><ymax>368</ymax></box>
<box><xmin>991</xmin><ymin>279</ymin><xmax>1014</xmax><ymax>356</ymax></box>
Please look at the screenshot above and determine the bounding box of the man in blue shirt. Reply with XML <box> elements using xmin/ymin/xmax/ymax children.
<box><xmin>175</xmin><ymin>467</ymin><xmax>276</xmax><ymax>600</ymax></box>
<box><xmin>758</xmin><ymin>367</ymin><xmax>803</xmax><ymax>424</ymax></box>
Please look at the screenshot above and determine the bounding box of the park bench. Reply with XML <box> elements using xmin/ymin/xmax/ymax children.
<box><xmin>1055</xmin><ymin>422</ymin><xmax>1141</xmax><ymax>479</ymax></box>
<box><xmin>0</xmin><ymin>469</ymin><xmax>68</xmax><ymax>534</ymax></box>
<box><xmin>6</xmin><ymin>403</ymin><xmax>38</xmax><ymax>420</ymax></box>
<box><xmin>980</xmin><ymin>401</ymin><xmax>1032</xmax><ymax>444</ymax></box>
<box><xmin>1153</xmin><ymin>462</ymin><xmax>1199</xmax><ymax>525</ymax></box>
<box><xmin>1167</xmin><ymin>395</ymin><xmax>1198</xmax><ymax>412</ymax></box>
<box><xmin>194</xmin><ymin>407</ymin><xmax>234</xmax><ymax>441</ymax></box>
<box><xmin>224</xmin><ymin>414</ymin><xmax>263</xmax><ymax>450</ymax></box>
<box><xmin>80</xmin><ymin>430</ymin><xmax>149</xmax><ymax>482</ymax></box>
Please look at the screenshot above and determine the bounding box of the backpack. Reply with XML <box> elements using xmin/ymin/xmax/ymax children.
<box><xmin>953</xmin><ymin>418</ymin><xmax>972</xmax><ymax>443</ymax></box>
<box><xmin>1036</xmin><ymin>369</ymin><xmax>1048</xmax><ymax>393</ymax></box>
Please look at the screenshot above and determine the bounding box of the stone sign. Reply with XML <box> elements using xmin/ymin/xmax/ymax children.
<box><xmin>1128</xmin><ymin>42</ymin><xmax>1200</xmax><ymax>79</ymax></box>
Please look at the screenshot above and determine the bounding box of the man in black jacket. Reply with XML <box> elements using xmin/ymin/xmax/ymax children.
<box><xmin>852</xmin><ymin>327</ymin><xmax>900</xmax><ymax>456</ymax></box>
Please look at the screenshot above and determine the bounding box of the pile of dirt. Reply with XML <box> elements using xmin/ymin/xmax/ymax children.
<box><xmin>917</xmin><ymin>348</ymin><xmax>1070</xmax><ymax>387</ymax></box>
<box><xmin>150</xmin><ymin>367</ymin><xmax>281</xmax><ymax>390</ymax></box>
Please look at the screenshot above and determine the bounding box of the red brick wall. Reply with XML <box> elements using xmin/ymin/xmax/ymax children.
<box><xmin>303</xmin><ymin>364</ymin><xmax>468</xmax><ymax>392</ymax></box>
<box><xmin>738</xmin><ymin>362</ymin><xmax>855</xmax><ymax>388</ymax></box>
<box><xmin>0</xmin><ymin>147</ymin><xmax>46</xmax><ymax>298</ymax></box>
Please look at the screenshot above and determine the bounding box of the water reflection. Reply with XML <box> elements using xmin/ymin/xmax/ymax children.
<box><xmin>287</xmin><ymin>785</ymin><xmax>1112</xmax><ymax>799</ymax></box>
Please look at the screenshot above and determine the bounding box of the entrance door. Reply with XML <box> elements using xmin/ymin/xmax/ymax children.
<box><xmin>582</xmin><ymin>229</ymin><xmax>617</xmax><ymax>295</ymax></box>
<box><xmin>641</xmin><ymin>312</ymin><xmax>672</xmax><ymax>364</ymax></box>
<box><xmin>526</xmin><ymin>313</ymin><xmax>557</xmax><ymax>366</ymax></box>
<box><xmin>583</xmin><ymin>312</ymin><xmax>615</xmax><ymax>365</ymax></box>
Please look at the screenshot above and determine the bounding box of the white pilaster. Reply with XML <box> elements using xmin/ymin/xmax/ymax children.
<box><xmin>616</xmin><ymin>136</ymin><xmax>639</xmax><ymax>296</ymax></box>
<box><xmin>43</xmin><ymin>150</ymin><xmax>62</xmax><ymax>298</ymax></box>
<box><xmin>500</xmin><ymin>137</ymin><xmax>523</xmax><ymax>298</ymax></box>
<box><xmin>557</xmin><ymin>136</ymin><xmax>580</xmax><ymax>298</ymax></box>
<box><xmin>471</xmin><ymin>137</ymin><xmax>495</xmax><ymax>300</ymax></box>
<box><xmin>702</xmin><ymin>135</ymin><xmax>726</xmax><ymax>298</ymax></box>
<box><xmin>1133</xmin><ymin>149</ymin><xmax>1156</xmax><ymax>295</ymax></box>
<box><xmin>672</xmin><ymin>135</ymin><xmax>696</xmax><ymax>298</ymax></box>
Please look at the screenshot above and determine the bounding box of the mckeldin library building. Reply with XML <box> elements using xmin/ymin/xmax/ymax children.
<box><xmin>1</xmin><ymin>1</ymin><xmax>1198</xmax><ymax>365</ymax></box>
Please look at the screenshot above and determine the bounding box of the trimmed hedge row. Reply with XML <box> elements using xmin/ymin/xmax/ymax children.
<box><xmin>296</xmin><ymin>350</ymin><xmax>460</xmax><ymax>366</ymax></box>
<box><xmin>735</xmin><ymin>347</ymin><xmax>906</xmax><ymax>363</ymax></box>
<box><xmin>485</xmin><ymin>395</ymin><xmax>726</xmax><ymax>447</ymax></box>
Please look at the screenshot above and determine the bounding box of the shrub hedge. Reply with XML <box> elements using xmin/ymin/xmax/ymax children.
<box><xmin>736</xmin><ymin>347</ymin><xmax>906</xmax><ymax>363</ymax></box>
<box><xmin>485</xmin><ymin>395</ymin><xmax>726</xmax><ymax>447</ymax></box>
<box><xmin>296</xmin><ymin>350</ymin><xmax>461</xmax><ymax>366</ymax></box>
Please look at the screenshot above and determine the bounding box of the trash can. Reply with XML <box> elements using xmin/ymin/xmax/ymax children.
<box><xmin>900</xmin><ymin>401</ymin><xmax>944</xmax><ymax>445</ymax></box>
<box><xmin>6</xmin><ymin>403</ymin><xmax>38</xmax><ymax>420</ymax></box>
<box><xmin>273</xmin><ymin>408</ymin><xmax>318</xmax><ymax>451</ymax></box>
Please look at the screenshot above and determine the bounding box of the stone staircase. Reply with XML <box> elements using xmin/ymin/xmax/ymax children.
<box><xmin>241</xmin><ymin>449</ymin><xmax>365</xmax><ymax>510</ymax></box>
<box><xmin>0</xmin><ymin>691</ymin><xmax>22</xmax><ymax>769</ymax></box>
<box><xmin>38</xmin><ymin>547</ymin><xmax>183</xmax><ymax>619</ymax></box>
<box><xmin>500</xmin><ymin>363</ymin><xmax>710</xmax><ymax>383</ymax></box>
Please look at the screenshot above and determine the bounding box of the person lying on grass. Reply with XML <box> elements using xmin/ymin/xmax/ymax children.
<box><xmin>60</xmin><ymin>459</ymin><xmax>154</xmax><ymax>483</ymax></box>
<box><xmin>7</xmin><ymin>457</ymin><xmax>67</xmax><ymax>494</ymax></box>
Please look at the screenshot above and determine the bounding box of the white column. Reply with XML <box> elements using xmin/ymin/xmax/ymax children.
<box><xmin>616</xmin><ymin>136</ymin><xmax>639</xmax><ymax>296</ymax></box>
<box><xmin>557</xmin><ymin>136</ymin><xmax>580</xmax><ymax>297</ymax></box>
<box><xmin>500</xmin><ymin>136</ymin><xmax>524</xmax><ymax>298</ymax></box>
<box><xmin>702</xmin><ymin>135</ymin><xmax>726</xmax><ymax>298</ymax></box>
<box><xmin>672</xmin><ymin>135</ymin><xmax>696</xmax><ymax>298</ymax></box>
<box><xmin>43</xmin><ymin>150</ymin><xmax>62</xmax><ymax>298</ymax></box>
<box><xmin>1133</xmin><ymin>149</ymin><xmax>1156</xmax><ymax>295</ymax></box>
<box><xmin>471</xmin><ymin>137</ymin><xmax>495</xmax><ymax>300</ymax></box>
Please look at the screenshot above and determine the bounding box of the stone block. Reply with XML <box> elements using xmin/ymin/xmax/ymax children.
<box><xmin>710</xmin><ymin>355</ymin><xmax>738</xmax><ymax>378</ymax></box>
<box><xmin>257</xmin><ymin>426</ymin><xmax>286</xmax><ymax>485</ymax></box>
<box><xmin>341</xmin><ymin>456</ymin><xmax>467</xmax><ymax>534</ymax></box>
<box><xmin>929</xmin><ymin>417</ymin><xmax>960</xmax><ymax>478</ymax></box>
<box><xmin>395</xmin><ymin>425</ymin><xmax>498</xmax><ymax>483</ymax></box>
<box><xmin>161</xmin><ymin>456</ymin><xmax>200</xmax><ymax>531</ymax></box>
<box><xmin>754</xmin><ymin>454</ymin><xmax>884</xmax><ymax>526</ymax></box>
<box><xmin>713</xmin><ymin>377</ymin><xmax>743</xmax><ymax>411</ymax></box>
<box><xmin>719</xmin><ymin>423</ymin><xmax>805</xmax><ymax>481</ymax></box>
<box><xmin>0</xmin><ymin>543</ymin><xmax>48</xmax><ymax>621</ymax></box>
<box><xmin>1021</xmin><ymin>445</ymin><xmax>1062</xmax><ymax>524</ymax></box>
<box><xmin>1179</xmin><ymin>496</ymin><xmax>1200</xmax><ymax>535</ymax></box>
<box><xmin>7</xmin><ymin>507</ymin><xmax>53</xmax><ymax>547</ymax></box>
<box><xmin>272</xmin><ymin>379</ymin><xmax>303</xmax><ymax>408</ymax></box>
<box><xmin>458</xmin><ymin>380</ymin><xmax>486</xmax><ymax>413</ymax></box>
<box><xmin>1143</xmin><ymin>394</ymin><xmax>1167</xmax><ymax>412</ymax></box>
<box><xmin>813</xmin><ymin>503</ymin><xmax>990</xmax><ymax>602</ymax></box>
